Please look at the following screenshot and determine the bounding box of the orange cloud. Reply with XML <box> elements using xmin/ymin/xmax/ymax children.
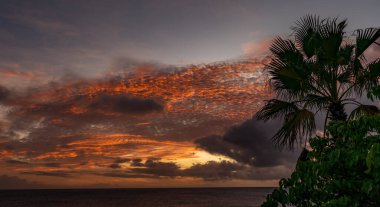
<box><xmin>0</xmin><ymin>59</ymin><xmax>277</xmax><ymax>187</ymax></box>
<box><xmin>0</xmin><ymin>69</ymin><xmax>37</xmax><ymax>79</ymax></box>
<box><xmin>241</xmin><ymin>38</ymin><xmax>273</xmax><ymax>57</ymax></box>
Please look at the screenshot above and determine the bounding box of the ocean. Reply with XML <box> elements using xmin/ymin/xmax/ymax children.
<box><xmin>0</xmin><ymin>188</ymin><xmax>273</xmax><ymax>207</ymax></box>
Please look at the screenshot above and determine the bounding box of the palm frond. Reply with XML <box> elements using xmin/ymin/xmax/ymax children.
<box><xmin>336</xmin><ymin>44</ymin><xmax>355</xmax><ymax>85</ymax></box>
<box><xmin>318</xmin><ymin>18</ymin><xmax>347</xmax><ymax>62</ymax></box>
<box><xmin>354</xmin><ymin>59</ymin><xmax>380</xmax><ymax>94</ymax></box>
<box><xmin>256</xmin><ymin>99</ymin><xmax>299</xmax><ymax>121</ymax></box>
<box><xmin>270</xmin><ymin>37</ymin><xmax>302</xmax><ymax>61</ymax></box>
<box><xmin>367</xmin><ymin>59</ymin><xmax>380</xmax><ymax>81</ymax></box>
<box><xmin>349</xmin><ymin>104</ymin><xmax>380</xmax><ymax>120</ymax></box>
<box><xmin>266</xmin><ymin>37</ymin><xmax>314</xmax><ymax>99</ymax></box>
<box><xmin>272</xmin><ymin>108</ymin><xmax>316</xmax><ymax>149</ymax></box>
<box><xmin>292</xmin><ymin>14</ymin><xmax>322</xmax><ymax>58</ymax></box>
<box><xmin>337</xmin><ymin>44</ymin><xmax>354</xmax><ymax>66</ymax></box>
<box><xmin>355</xmin><ymin>28</ymin><xmax>380</xmax><ymax>58</ymax></box>
<box><xmin>267</xmin><ymin>61</ymin><xmax>305</xmax><ymax>99</ymax></box>
<box><xmin>303</xmin><ymin>94</ymin><xmax>331</xmax><ymax>110</ymax></box>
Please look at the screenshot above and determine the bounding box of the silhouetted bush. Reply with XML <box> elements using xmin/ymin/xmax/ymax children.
<box><xmin>262</xmin><ymin>115</ymin><xmax>380</xmax><ymax>206</ymax></box>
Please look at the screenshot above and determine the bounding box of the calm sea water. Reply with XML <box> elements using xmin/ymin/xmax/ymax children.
<box><xmin>0</xmin><ymin>188</ymin><xmax>273</xmax><ymax>207</ymax></box>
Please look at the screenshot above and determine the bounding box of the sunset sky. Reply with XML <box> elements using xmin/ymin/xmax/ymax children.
<box><xmin>0</xmin><ymin>0</ymin><xmax>379</xmax><ymax>189</ymax></box>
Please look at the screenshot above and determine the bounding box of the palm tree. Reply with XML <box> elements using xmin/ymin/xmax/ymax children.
<box><xmin>256</xmin><ymin>15</ymin><xmax>380</xmax><ymax>149</ymax></box>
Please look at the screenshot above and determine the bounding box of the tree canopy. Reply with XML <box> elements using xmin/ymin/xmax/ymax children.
<box><xmin>262</xmin><ymin>115</ymin><xmax>380</xmax><ymax>206</ymax></box>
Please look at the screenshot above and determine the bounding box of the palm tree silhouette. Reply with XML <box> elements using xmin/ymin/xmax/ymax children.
<box><xmin>257</xmin><ymin>15</ymin><xmax>380</xmax><ymax>149</ymax></box>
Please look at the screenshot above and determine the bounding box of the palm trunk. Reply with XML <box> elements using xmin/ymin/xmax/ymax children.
<box><xmin>328</xmin><ymin>102</ymin><xmax>347</xmax><ymax>143</ymax></box>
<box><xmin>328</xmin><ymin>102</ymin><xmax>347</xmax><ymax>121</ymax></box>
<box><xmin>298</xmin><ymin>102</ymin><xmax>347</xmax><ymax>162</ymax></box>
<box><xmin>298</xmin><ymin>147</ymin><xmax>309</xmax><ymax>162</ymax></box>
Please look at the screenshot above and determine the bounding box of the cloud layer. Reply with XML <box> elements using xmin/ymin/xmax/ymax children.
<box><xmin>0</xmin><ymin>59</ymin><xmax>297</xmax><ymax>188</ymax></box>
<box><xmin>195</xmin><ymin>117</ymin><xmax>299</xmax><ymax>167</ymax></box>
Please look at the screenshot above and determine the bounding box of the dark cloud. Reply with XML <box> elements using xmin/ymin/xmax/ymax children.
<box><xmin>13</xmin><ymin>91</ymin><xmax>163</xmax><ymax>118</ymax></box>
<box><xmin>95</xmin><ymin>172</ymin><xmax>159</xmax><ymax>179</ymax></box>
<box><xmin>89</xmin><ymin>94</ymin><xmax>163</xmax><ymax>114</ymax></box>
<box><xmin>21</xmin><ymin>170</ymin><xmax>75</xmax><ymax>178</ymax></box>
<box><xmin>195</xmin><ymin>117</ymin><xmax>299</xmax><ymax>167</ymax></box>
<box><xmin>109</xmin><ymin>163</ymin><xmax>122</xmax><ymax>169</ymax></box>
<box><xmin>130</xmin><ymin>159</ymin><xmax>181</xmax><ymax>178</ymax></box>
<box><xmin>184</xmin><ymin>161</ymin><xmax>293</xmax><ymax>181</ymax></box>
<box><xmin>0</xmin><ymin>85</ymin><xmax>10</xmax><ymax>102</ymax></box>
<box><xmin>108</xmin><ymin>158</ymin><xmax>131</xmax><ymax>168</ymax></box>
<box><xmin>0</xmin><ymin>175</ymin><xmax>44</xmax><ymax>189</ymax></box>
<box><xmin>5</xmin><ymin>159</ymin><xmax>61</xmax><ymax>168</ymax></box>
<box><xmin>5</xmin><ymin>159</ymin><xmax>29</xmax><ymax>165</ymax></box>
<box><xmin>98</xmin><ymin>159</ymin><xmax>293</xmax><ymax>181</ymax></box>
<box><xmin>130</xmin><ymin>158</ymin><xmax>144</xmax><ymax>167</ymax></box>
<box><xmin>106</xmin><ymin>159</ymin><xmax>182</xmax><ymax>178</ymax></box>
<box><xmin>195</xmin><ymin>135</ymin><xmax>252</xmax><ymax>163</ymax></box>
<box><xmin>114</xmin><ymin>158</ymin><xmax>131</xmax><ymax>163</ymax></box>
<box><xmin>44</xmin><ymin>162</ymin><xmax>61</xmax><ymax>168</ymax></box>
<box><xmin>184</xmin><ymin>161</ymin><xmax>246</xmax><ymax>181</ymax></box>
